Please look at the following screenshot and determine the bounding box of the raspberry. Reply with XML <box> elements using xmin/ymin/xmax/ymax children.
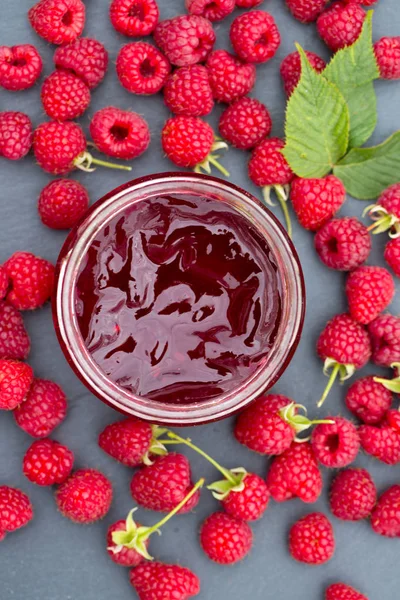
<box><xmin>221</xmin><ymin>473</ymin><xmax>270</xmax><ymax>522</ymax></box>
<box><xmin>326</xmin><ymin>583</ymin><xmax>369</xmax><ymax>600</ymax></box>
<box><xmin>219</xmin><ymin>97</ymin><xmax>272</xmax><ymax>150</ymax></box>
<box><xmin>33</xmin><ymin>121</ymin><xmax>86</xmax><ymax>175</ymax></box>
<box><xmin>107</xmin><ymin>519</ymin><xmax>147</xmax><ymax>567</ymax></box>
<box><xmin>110</xmin><ymin>0</ymin><xmax>159</xmax><ymax>37</ymax></box>
<box><xmin>374</xmin><ymin>37</ymin><xmax>400</xmax><ymax>80</ymax></box>
<box><xmin>4</xmin><ymin>252</ymin><xmax>54</xmax><ymax>311</ymax></box>
<box><xmin>28</xmin><ymin>0</ymin><xmax>85</xmax><ymax>45</ymax></box>
<box><xmin>116</xmin><ymin>42</ymin><xmax>171</xmax><ymax>94</ymax></box>
<box><xmin>235</xmin><ymin>0</ymin><xmax>264</xmax><ymax>5</ymax></box>
<box><xmin>130</xmin><ymin>562</ymin><xmax>200</xmax><ymax>600</ymax></box>
<box><xmin>23</xmin><ymin>439</ymin><xmax>74</xmax><ymax>486</ymax></box>
<box><xmin>0</xmin><ymin>267</ymin><xmax>8</xmax><ymax>300</ymax></box>
<box><xmin>0</xmin><ymin>111</ymin><xmax>32</xmax><ymax>161</ymax></box>
<box><xmin>314</xmin><ymin>217</ymin><xmax>371</xmax><ymax>271</ymax></box>
<box><xmin>317</xmin><ymin>2</ymin><xmax>366</xmax><ymax>52</ymax></box>
<box><xmin>291</xmin><ymin>175</ymin><xmax>346</xmax><ymax>231</ymax></box>
<box><xmin>41</xmin><ymin>71</ymin><xmax>90</xmax><ymax>122</ymax></box>
<box><xmin>286</xmin><ymin>0</ymin><xmax>329</xmax><ymax>23</ymax></box>
<box><xmin>368</xmin><ymin>313</ymin><xmax>400</xmax><ymax>367</ymax></box>
<box><xmin>248</xmin><ymin>138</ymin><xmax>294</xmax><ymax>189</ymax></box>
<box><xmin>0</xmin><ymin>44</ymin><xmax>42</xmax><ymax>91</ymax></box>
<box><xmin>38</xmin><ymin>179</ymin><xmax>90</xmax><ymax>230</ymax></box>
<box><xmin>90</xmin><ymin>107</ymin><xmax>150</xmax><ymax>159</ymax></box>
<box><xmin>0</xmin><ymin>302</ymin><xmax>30</xmax><ymax>361</ymax></box>
<box><xmin>186</xmin><ymin>0</ymin><xmax>235</xmax><ymax>22</ymax></box>
<box><xmin>345</xmin><ymin>376</ymin><xmax>393</xmax><ymax>424</ymax></box>
<box><xmin>154</xmin><ymin>15</ymin><xmax>215</xmax><ymax>67</ymax></box>
<box><xmin>359</xmin><ymin>422</ymin><xmax>400</xmax><ymax>465</ymax></box>
<box><xmin>54</xmin><ymin>38</ymin><xmax>109</xmax><ymax>90</ymax></box>
<box><xmin>280</xmin><ymin>50</ymin><xmax>326</xmax><ymax>96</ymax></box>
<box><xmin>371</xmin><ymin>485</ymin><xmax>400</xmax><ymax>537</ymax></box>
<box><xmin>366</xmin><ymin>183</ymin><xmax>400</xmax><ymax>237</ymax></box>
<box><xmin>311</xmin><ymin>416</ymin><xmax>360</xmax><ymax>468</ymax></box>
<box><xmin>206</xmin><ymin>50</ymin><xmax>256</xmax><ymax>104</ymax></box>
<box><xmin>0</xmin><ymin>486</ymin><xmax>33</xmax><ymax>539</ymax></box>
<box><xmin>230</xmin><ymin>10</ymin><xmax>281</xmax><ymax>64</ymax></box>
<box><xmin>346</xmin><ymin>266</ymin><xmax>395</xmax><ymax>325</ymax></box>
<box><xmin>200</xmin><ymin>512</ymin><xmax>252</xmax><ymax>564</ymax></box>
<box><xmin>14</xmin><ymin>378</ymin><xmax>67</xmax><ymax>438</ymax></box>
<box><xmin>55</xmin><ymin>469</ymin><xmax>113</xmax><ymax>524</ymax></box>
<box><xmin>98</xmin><ymin>418</ymin><xmax>164</xmax><ymax>467</ymax></box>
<box><xmin>329</xmin><ymin>468</ymin><xmax>377</xmax><ymax>521</ymax></box>
<box><xmin>163</xmin><ymin>65</ymin><xmax>214</xmax><ymax>117</ymax></box>
<box><xmin>0</xmin><ymin>359</ymin><xmax>33</xmax><ymax>411</ymax></box>
<box><xmin>385</xmin><ymin>238</ymin><xmax>400</xmax><ymax>277</ymax></box>
<box><xmin>289</xmin><ymin>513</ymin><xmax>335</xmax><ymax>565</ymax></box>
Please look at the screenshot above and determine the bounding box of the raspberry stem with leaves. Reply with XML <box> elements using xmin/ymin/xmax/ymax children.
<box><xmin>75</xmin><ymin>151</ymin><xmax>132</xmax><ymax>172</ymax></box>
<box><xmin>318</xmin><ymin>358</ymin><xmax>355</xmax><ymax>407</ymax></box>
<box><xmin>374</xmin><ymin>363</ymin><xmax>400</xmax><ymax>393</ymax></box>
<box><xmin>194</xmin><ymin>140</ymin><xmax>230</xmax><ymax>178</ymax></box>
<box><xmin>262</xmin><ymin>185</ymin><xmax>292</xmax><ymax>238</ymax></box>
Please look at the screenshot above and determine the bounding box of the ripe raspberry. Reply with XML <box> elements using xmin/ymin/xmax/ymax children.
<box><xmin>291</xmin><ymin>175</ymin><xmax>346</xmax><ymax>231</ymax></box>
<box><xmin>90</xmin><ymin>107</ymin><xmax>150</xmax><ymax>161</ymax></box>
<box><xmin>0</xmin><ymin>111</ymin><xmax>32</xmax><ymax>161</ymax></box>
<box><xmin>385</xmin><ymin>238</ymin><xmax>400</xmax><ymax>277</ymax></box>
<box><xmin>345</xmin><ymin>376</ymin><xmax>393</xmax><ymax>425</ymax></box>
<box><xmin>130</xmin><ymin>453</ymin><xmax>200</xmax><ymax>513</ymax></box>
<box><xmin>359</xmin><ymin>423</ymin><xmax>400</xmax><ymax>465</ymax></box>
<box><xmin>38</xmin><ymin>179</ymin><xmax>90</xmax><ymax>230</ymax></box>
<box><xmin>33</xmin><ymin>121</ymin><xmax>86</xmax><ymax>175</ymax></box>
<box><xmin>326</xmin><ymin>583</ymin><xmax>369</xmax><ymax>600</ymax></box>
<box><xmin>329</xmin><ymin>468</ymin><xmax>377</xmax><ymax>521</ymax></box>
<box><xmin>130</xmin><ymin>562</ymin><xmax>200</xmax><ymax>600</ymax></box>
<box><xmin>371</xmin><ymin>485</ymin><xmax>400</xmax><ymax>537</ymax></box>
<box><xmin>4</xmin><ymin>252</ymin><xmax>54</xmax><ymax>311</ymax></box>
<box><xmin>248</xmin><ymin>138</ymin><xmax>294</xmax><ymax>190</ymax></box>
<box><xmin>41</xmin><ymin>71</ymin><xmax>90</xmax><ymax>121</ymax></box>
<box><xmin>346</xmin><ymin>266</ymin><xmax>395</xmax><ymax>325</ymax></box>
<box><xmin>311</xmin><ymin>416</ymin><xmax>360</xmax><ymax>468</ymax></box>
<box><xmin>0</xmin><ymin>302</ymin><xmax>30</xmax><ymax>361</ymax></box>
<box><xmin>107</xmin><ymin>519</ymin><xmax>147</xmax><ymax>567</ymax></box>
<box><xmin>98</xmin><ymin>418</ymin><xmax>165</xmax><ymax>467</ymax></box>
<box><xmin>266</xmin><ymin>442</ymin><xmax>323</xmax><ymax>503</ymax></box>
<box><xmin>28</xmin><ymin>0</ymin><xmax>85</xmax><ymax>45</ymax></box>
<box><xmin>235</xmin><ymin>0</ymin><xmax>264</xmax><ymax>5</ymax></box>
<box><xmin>366</xmin><ymin>183</ymin><xmax>400</xmax><ymax>238</ymax></box>
<box><xmin>219</xmin><ymin>97</ymin><xmax>272</xmax><ymax>150</ymax></box>
<box><xmin>154</xmin><ymin>15</ymin><xmax>215</xmax><ymax>67</ymax></box>
<box><xmin>200</xmin><ymin>512</ymin><xmax>252</xmax><ymax>564</ymax></box>
<box><xmin>317</xmin><ymin>2</ymin><xmax>366</xmax><ymax>52</ymax></box>
<box><xmin>289</xmin><ymin>513</ymin><xmax>335</xmax><ymax>565</ymax></box>
<box><xmin>0</xmin><ymin>267</ymin><xmax>8</xmax><ymax>300</ymax></box>
<box><xmin>55</xmin><ymin>469</ymin><xmax>113</xmax><ymax>524</ymax></box>
<box><xmin>116</xmin><ymin>42</ymin><xmax>170</xmax><ymax>94</ymax></box>
<box><xmin>0</xmin><ymin>44</ymin><xmax>42</xmax><ymax>91</ymax></box>
<box><xmin>163</xmin><ymin>65</ymin><xmax>214</xmax><ymax>117</ymax></box>
<box><xmin>230</xmin><ymin>10</ymin><xmax>281</xmax><ymax>64</ymax></box>
<box><xmin>221</xmin><ymin>472</ymin><xmax>269</xmax><ymax>522</ymax></box>
<box><xmin>186</xmin><ymin>0</ymin><xmax>235</xmax><ymax>22</ymax></box>
<box><xmin>14</xmin><ymin>378</ymin><xmax>67</xmax><ymax>438</ymax></box>
<box><xmin>286</xmin><ymin>0</ymin><xmax>329</xmax><ymax>23</ymax></box>
<box><xmin>206</xmin><ymin>49</ymin><xmax>256</xmax><ymax>104</ymax></box>
<box><xmin>386</xmin><ymin>408</ymin><xmax>400</xmax><ymax>433</ymax></box>
<box><xmin>374</xmin><ymin>37</ymin><xmax>400</xmax><ymax>80</ymax></box>
<box><xmin>0</xmin><ymin>486</ymin><xmax>33</xmax><ymax>539</ymax></box>
<box><xmin>368</xmin><ymin>313</ymin><xmax>400</xmax><ymax>367</ymax></box>
<box><xmin>280</xmin><ymin>50</ymin><xmax>326</xmax><ymax>96</ymax></box>
<box><xmin>110</xmin><ymin>0</ymin><xmax>159</xmax><ymax>37</ymax></box>
<box><xmin>23</xmin><ymin>439</ymin><xmax>74</xmax><ymax>486</ymax></box>
<box><xmin>0</xmin><ymin>359</ymin><xmax>33</xmax><ymax>411</ymax></box>
<box><xmin>53</xmin><ymin>38</ymin><xmax>109</xmax><ymax>90</ymax></box>
<box><xmin>314</xmin><ymin>217</ymin><xmax>371</xmax><ymax>271</ymax></box>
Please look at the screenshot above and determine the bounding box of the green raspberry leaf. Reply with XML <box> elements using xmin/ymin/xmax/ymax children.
<box><xmin>283</xmin><ymin>45</ymin><xmax>350</xmax><ymax>178</ymax></box>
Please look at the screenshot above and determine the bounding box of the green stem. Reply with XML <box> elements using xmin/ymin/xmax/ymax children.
<box><xmin>208</xmin><ymin>155</ymin><xmax>230</xmax><ymax>178</ymax></box>
<box><xmin>317</xmin><ymin>363</ymin><xmax>340</xmax><ymax>408</ymax></box>
<box><xmin>90</xmin><ymin>157</ymin><xmax>132</xmax><ymax>171</ymax></box>
<box><xmin>274</xmin><ymin>185</ymin><xmax>292</xmax><ymax>238</ymax></box>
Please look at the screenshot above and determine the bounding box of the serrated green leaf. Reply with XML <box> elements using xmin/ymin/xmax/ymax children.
<box><xmin>344</xmin><ymin>81</ymin><xmax>377</xmax><ymax>148</ymax></box>
<box><xmin>333</xmin><ymin>131</ymin><xmax>400</xmax><ymax>199</ymax></box>
<box><xmin>283</xmin><ymin>46</ymin><xmax>350</xmax><ymax>178</ymax></box>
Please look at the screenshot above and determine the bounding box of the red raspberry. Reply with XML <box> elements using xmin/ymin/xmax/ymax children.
<box><xmin>371</xmin><ymin>485</ymin><xmax>400</xmax><ymax>537</ymax></box>
<box><xmin>116</xmin><ymin>42</ymin><xmax>171</xmax><ymax>94</ymax></box>
<box><xmin>346</xmin><ymin>266</ymin><xmax>395</xmax><ymax>325</ymax></box>
<box><xmin>0</xmin><ymin>44</ymin><xmax>42</xmax><ymax>91</ymax></box>
<box><xmin>374</xmin><ymin>37</ymin><xmax>400</xmax><ymax>80</ymax></box>
<box><xmin>162</xmin><ymin>115</ymin><xmax>217</xmax><ymax>169</ymax></box>
<box><xmin>98</xmin><ymin>418</ymin><xmax>163</xmax><ymax>467</ymax></box>
<box><xmin>107</xmin><ymin>519</ymin><xmax>147</xmax><ymax>567</ymax></box>
<box><xmin>54</xmin><ymin>38</ymin><xmax>109</xmax><ymax>90</ymax></box>
<box><xmin>206</xmin><ymin>49</ymin><xmax>256</xmax><ymax>103</ymax></box>
<box><xmin>90</xmin><ymin>106</ymin><xmax>150</xmax><ymax>159</ymax></box>
<box><xmin>23</xmin><ymin>439</ymin><xmax>74</xmax><ymax>486</ymax></box>
<box><xmin>163</xmin><ymin>65</ymin><xmax>214</xmax><ymax>117</ymax></box>
<box><xmin>221</xmin><ymin>473</ymin><xmax>270</xmax><ymax>522</ymax></box>
<box><xmin>326</xmin><ymin>583</ymin><xmax>369</xmax><ymax>600</ymax></box>
<box><xmin>367</xmin><ymin>183</ymin><xmax>400</xmax><ymax>236</ymax></box>
<box><xmin>0</xmin><ymin>267</ymin><xmax>8</xmax><ymax>300</ymax></box>
<box><xmin>345</xmin><ymin>376</ymin><xmax>393</xmax><ymax>425</ymax></box>
<box><xmin>329</xmin><ymin>468</ymin><xmax>377</xmax><ymax>521</ymax></box>
<box><xmin>200</xmin><ymin>512</ymin><xmax>252</xmax><ymax>564</ymax></box>
<box><xmin>154</xmin><ymin>15</ymin><xmax>215</xmax><ymax>67</ymax></box>
<box><xmin>291</xmin><ymin>175</ymin><xmax>346</xmax><ymax>231</ymax></box>
<box><xmin>311</xmin><ymin>416</ymin><xmax>360</xmax><ymax>468</ymax></box>
<box><xmin>130</xmin><ymin>562</ymin><xmax>200</xmax><ymax>600</ymax></box>
<box><xmin>386</xmin><ymin>408</ymin><xmax>400</xmax><ymax>433</ymax></box>
<box><xmin>286</xmin><ymin>0</ymin><xmax>329</xmax><ymax>23</ymax></box>
<box><xmin>33</xmin><ymin>121</ymin><xmax>86</xmax><ymax>175</ymax></box>
<box><xmin>55</xmin><ymin>469</ymin><xmax>113</xmax><ymax>524</ymax></box>
<box><xmin>248</xmin><ymin>137</ymin><xmax>294</xmax><ymax>190</ymax></box>
<box><xmin>0</xmin><ymin>302</ymin><xmax>30</xmax><ymax>361</ymax></box>
<box><xmin>0</xmin><ymin>486</ymin><xmax>33</xmax><ymax>540</ymax></box>
<box><xmin>219</xmin><ymin>97</ymin><xmax>272</xmax><ymax>150</ymax></box>
<box><xmin>368</xmin><ymin>313</ymin><xmax>400</xmax><ymax>367</ymax></box>
<box><xmin>130</xmin><ymin>453</ymin><xmax>200</xmax><ymax>513</ymax></box>
<box><xmin>266</xmin><ymin>442</ymin><xmax>323</xmax><ymax>503</ymax></box>
<box><xmin>28</xmin><ymin>0</ymin><xmax>85</xmax><ymax>45</ymax></box>
<box><xmin>235</xmin><ymin>0</ymin><xmax>264</xmax><ymax>5</ymax></box>
<box><xmin>317</xmin><ymin>2</ymin><xmax>366</xmax><ymax>52</ymax></box>
<box><xmin>280</xmin><ymin>50</ymin><xmax>326</xmax><ymax>96</ymax></box>
<box><xmin>230</xmin><ymin>10</ymin><xmax>281</xmax><ymax>64</ymax></box>
<box><xmin>385</xmin><ymin>238</ymin><xmax>400</xmax><ymax>277</ymax></box>
<box><xmin>359</xmin><ymin>422</ymin><xmax>400</xmax><ymax>465</ymax></box>
<box><xmin>186</xmin><ymin>0</ymin><xmax>235</xmax><ymax>22</ymax></box>
<box><xmin>289</xmin><ymin>512</ymin><xmax>335</xmax><ymax>565</ymax></box>
<box><xmin>14</xmin><ymin>378</ymin><xmax>67</xmax><ymax>438</ymax></box>
<box><xmin>314</xmin><ymin>217</ymin><xmax>371</xmax><ymax>271</ymax></box>
<box><xmin>4</xmin><ymin>252</ymin><xmax>54</xmax><ymax>311</ymax></box>
<box><xmin>41</xmin><ymin>71</ymin><xmax>90</xmax><ymax>122</ymax></box>
<box><xmin>110</xmin><ymin>0</ymin><xmax>159</xmax><ymax>37</ymax></box>
<box><xmin>38</xmin><ymin>179</ymin><xmax>90</xmax><ymax>230</ymax></box>
<box><xmin>0</xmin><ymin>359</ymin><xmax>33</xmax><ymax>411</ymax></box>
<box><xmin>0</xmin><ymin>111</ymin><xmax>32</xmax><ymax>161</ymax></box>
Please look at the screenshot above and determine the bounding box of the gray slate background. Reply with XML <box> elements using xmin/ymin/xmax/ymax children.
<box><xmin>1</xmin><ymin>1</ymin><xmax>400</xmax><ymax>598</ymax></box>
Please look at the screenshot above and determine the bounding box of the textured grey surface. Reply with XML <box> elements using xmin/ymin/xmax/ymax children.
<box><xmin>1</xmin><ymin>1</ymin><xmax>400</xmax><ymax>599</ymax></box>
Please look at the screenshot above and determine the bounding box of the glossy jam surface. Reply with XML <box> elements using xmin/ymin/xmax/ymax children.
<box><xmin>75</xmin><ymin>195</ymin><xmax>282</xmax><ymax>404</ymax></box>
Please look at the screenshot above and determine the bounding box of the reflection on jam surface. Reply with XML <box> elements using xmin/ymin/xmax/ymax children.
<box><xmin>75</xmin><ymin>195</ymin><xmax>282</xmax><ymax>404</ymax></box>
